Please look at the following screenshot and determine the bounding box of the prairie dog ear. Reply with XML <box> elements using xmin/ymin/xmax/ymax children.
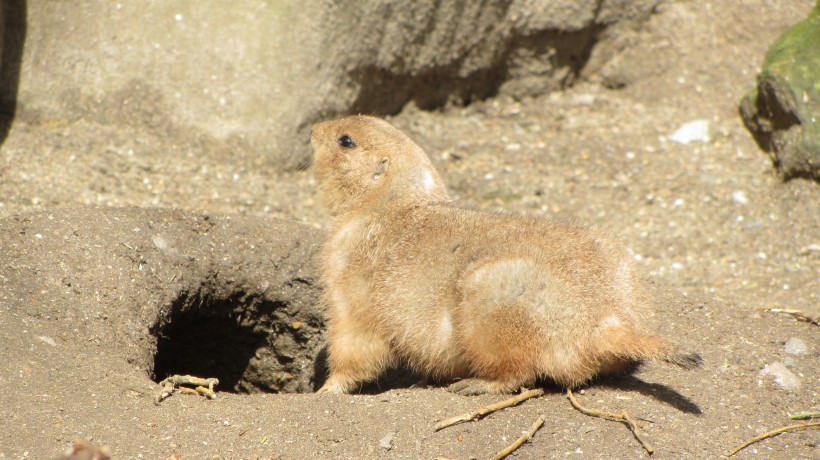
<box><xmin>372</xmin><ymin>157</ymin><xmax>389</xmax><ymax>181</ymax></box>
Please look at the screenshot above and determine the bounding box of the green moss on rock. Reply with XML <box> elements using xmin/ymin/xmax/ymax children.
<box><xmin>740</xmin><ymin>2</ymin><xmax>820</xmax><ymax>180</ymax></box>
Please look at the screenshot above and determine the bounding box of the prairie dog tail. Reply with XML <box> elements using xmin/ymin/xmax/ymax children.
<box><xmin>662</xmin><ymin>351</ymin><xmax>703</xmax><ymax>369</ymax></box>
<box><xmin>599</xmin><ymin>329</ymin><xmax>702</xmax><ymax>370</ymax></box>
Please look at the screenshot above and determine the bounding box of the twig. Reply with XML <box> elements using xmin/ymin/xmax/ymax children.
<box><xmin>566</xmin><ymin>388</ymin><xmax>654</xmax><ymax>455</ymax></box>
<box><xmin>195</xmin><ymin>385</ymin><xmax>216</xmax><ymax>398</ymax></box>
<box><xmin>161</xmin><ymin>374</ymin><xmax>219</xmax><ymax>390</ymax></box>
<box><xmin>177</xmin><ymin>386</ymin><xmax>201</xmax><ymax>396</ymax></box>
<box><xmin>759</xmin><ymin>307</ymin><xmax>819</xmax><ymax>326</ymax></box>
<box><xmin>434</xmin><ymin>388</ymin><xmax>545</xmax><ymax>431</ymax></box>
<box><xmin>725</xmin><ymin>421</ymin><xmax>820</xmax><ymax>457</ymax></box>
<box><xmin>155</xmin><ymin>374</ymin><xmax>219</xmax><ymax>404</ymax></box>
<box><xmin>490</xmin><ymin>413</ymin><xmax>547</xmax><ymax>460</ymax></box>
<box><xmin>788</xmin><ymin>410</ymin><xmax>820</xmax><ymax>420</ymax></box>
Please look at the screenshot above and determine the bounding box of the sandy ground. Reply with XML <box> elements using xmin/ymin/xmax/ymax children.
<box><xmin>1</xmin><ymin>1</ymin><xmax>817</xmax><ymax>459</ymax></box>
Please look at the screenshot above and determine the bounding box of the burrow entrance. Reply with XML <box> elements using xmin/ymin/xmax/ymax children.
<box><xmin>149</xmin><ymin>286</ymin><xmax>326</xmax><ymax>394</ymax></box>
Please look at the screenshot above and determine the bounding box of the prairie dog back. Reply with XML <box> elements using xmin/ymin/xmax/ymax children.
<box><xmin>311</xmin><ymin>115</ymin><xmax>701</xmax><ymax>395</ymax></box>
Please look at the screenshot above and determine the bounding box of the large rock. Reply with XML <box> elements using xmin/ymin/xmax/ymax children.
<box><xmin>0</xmin><ymin>0</ymin><xmax>26</xmax><ymax>141</ymax></box>
<box><xmin>7</xmin><ymin>0</ymin><xmax>659</xmax><ymax>169</ymax></box>
<box><xmin>740</xmin><ymin>1</ymin><xmax>820</xmax><ymax>181</ymax></box>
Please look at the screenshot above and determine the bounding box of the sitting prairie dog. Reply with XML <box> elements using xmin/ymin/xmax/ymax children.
<box><xmin>312</xmin><ymin>115</ymin><xmax>700</xmax><ymax>395</ymax></box>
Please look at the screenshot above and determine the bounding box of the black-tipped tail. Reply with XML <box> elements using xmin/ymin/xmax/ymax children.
<box><xmin>663</xmin><ymin>352</ymin><xmax>703</xmax><ymax>369</ymax></box>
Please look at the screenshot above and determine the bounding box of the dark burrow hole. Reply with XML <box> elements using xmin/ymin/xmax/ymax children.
<box><xmin>150</xmin><ymin>288</ymin><xmax>322</xmax><ymax>394</ymax></box>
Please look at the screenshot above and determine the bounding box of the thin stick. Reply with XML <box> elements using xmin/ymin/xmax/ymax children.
<box><xmin>155</xmin><ymin>374</ymin><xmax>220</xmax><ymax>404</ymax></box>
<box><xmin>566</xmin><ymin>388</ymin><xmax>654</xmax><ymax>455</ymax></box>
<box><xmin>434</xmin><ymin>388</ymin><xmax>545</xmax><ymax>431</ymax></box>
<box><xmin>759</xmin><ymin>307</ymin><xmax>819</xmax><ymax>326</ymax></box>
<box><xmin>177</xmin><ymin>386</ymin><xmax>200</xmax><ymax>396</ymax></box>
<box><xmin>160</xmin><ymin>374</ymin><xmax>220</xmax><ymax>390</ymax></box>
<box><xmin>490</xmin><ymin>413</ymin><xmax>547</xmax><ymax>460</ymax></box>
<box><xmin>788</xmin><ymin>410</ymin><xmax>820</xmax><ymax>420</ymax></box>
<box><xmin>725</xmin><ymin>421</ymin><xmax>820</xmax><ymax>457</ymax></box>
<box><xmin>195</xmin><ymin>385</ymin><xmax>217</xmax><ymax>399</ymax></box>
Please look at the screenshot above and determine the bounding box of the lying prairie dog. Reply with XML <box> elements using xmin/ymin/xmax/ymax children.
<box><xmin>311</xmin><ymin>115</ymin><xmax>700</xmax><ymax>395</ymax></box>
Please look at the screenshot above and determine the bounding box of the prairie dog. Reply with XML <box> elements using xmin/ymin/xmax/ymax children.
<box><xmin>56</xmin><ymin>440</ymin><xmax>112</xmax><ymax>460</ymax></box>
<box><xmin>312</xmin><ymin>115</ymin><xmax>700</xmax><ymax>395</ymax></box>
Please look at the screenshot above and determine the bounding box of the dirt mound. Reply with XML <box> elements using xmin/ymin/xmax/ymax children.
<box><xmin>0</xmin><ymin>208</ymin><xmax>325</xmax><ymax>394</ymax></box>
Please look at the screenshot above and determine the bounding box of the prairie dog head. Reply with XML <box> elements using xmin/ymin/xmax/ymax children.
<box><xmin>311</xmin><ymin>115</ymin><xmax>449</xmax><ymax>216</ymax></box>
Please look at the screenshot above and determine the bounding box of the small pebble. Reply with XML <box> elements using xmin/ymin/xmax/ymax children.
<box><xmin>505</xmin><ymin>143</ymin><xmax>521</xmax><ymax>152</ymax></box>
<box><xmin>670</xmin><ymin>119</ymin><xmax>710</xmax><ymax>144</ymax></box>
<box><xmin>731</xmin><ymin>190</ymin><xmax>748</xmax><ymax>205</ymax></box>
<box><xmin>759</xmin><ymin>362</ymin><xmax>801</xmax><ymax>391</ymax></box>
<box><xmin>571</xmin><ymin>94</ymin><xmax>596</xmax><ymax>106</ymax></box>
<box><xmin>152</xmin><ymin>235</ymin><xmax>168</xmax><ymax>252</ymax></box>
<box><xmin>784</xmin><ymin>337</ymin><xmax>807</xmax><ymax>356</ymax></box>
<box><xmin>379</xmin><ymin>431</ymin><xmax>395</xmax><ymax>451</ymax></box>
<box><xmin>37</xmin><ymin>336</ymin><xmax>57</xmax><ymax>347</ymax></box>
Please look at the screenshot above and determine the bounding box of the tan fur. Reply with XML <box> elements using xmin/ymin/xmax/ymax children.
<box><xmin>312</xmin><ymin>115</ymin><xmax>700</xmax><ymax>395</ymax></box>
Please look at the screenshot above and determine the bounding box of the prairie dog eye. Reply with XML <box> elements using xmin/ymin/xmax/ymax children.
<box><xmin>338</xmin><ymin>135</ymin><xmax>356</xmax><ymax>148</ymax></box>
